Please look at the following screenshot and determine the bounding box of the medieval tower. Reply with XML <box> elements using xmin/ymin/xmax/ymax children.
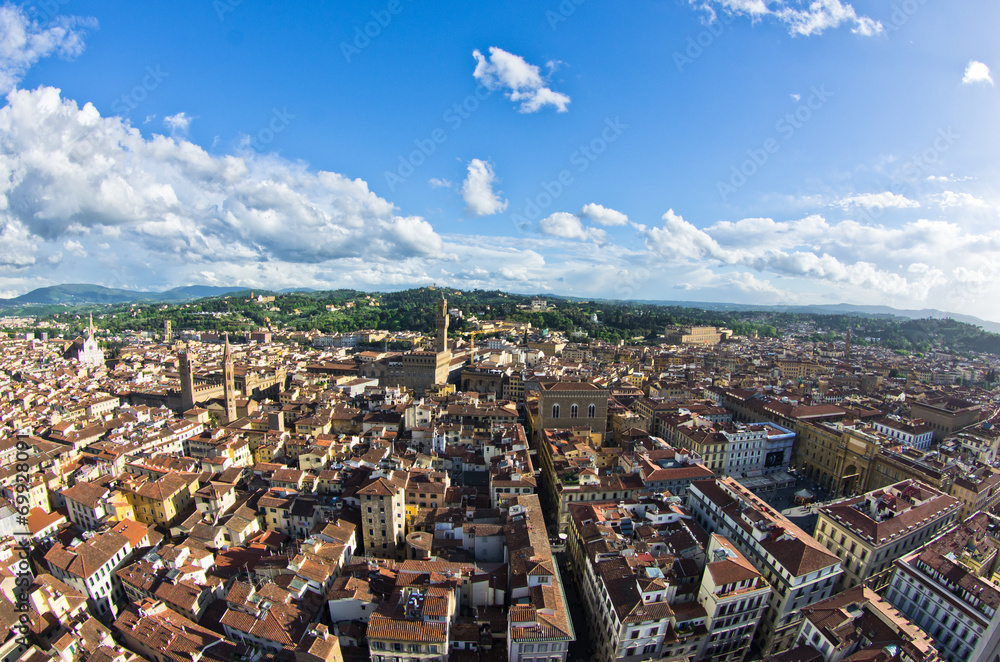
<box><xmin>179</xmin><ymin>348</ymin><xmax>196</xmax><ymax>412</ymax></box>
<box><xmin>435</xmin><ymin>297</ymin><xmax>449</xmax><ymax>354</ymax></box>
<box><xmin>223</xmin><ymin>333</ymin><xmax>237</xmax><ymax>423</ymax></box>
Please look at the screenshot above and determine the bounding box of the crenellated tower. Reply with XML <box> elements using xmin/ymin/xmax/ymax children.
<box><xmin>435</xmin><ymin>297</ymin><xmax>449</xmax><ymax>355</ymax></box>
<box><xmin>223</xmin><ymin>334</ymin><xmax>237</xmax><ymax>423</ymax></box>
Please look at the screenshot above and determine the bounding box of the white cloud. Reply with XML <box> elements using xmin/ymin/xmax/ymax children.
<box><xmin>963</xmin><ymin>60</ymin><xmax>993</xmax><ymax>86</ymax></box>
<box><xmin>579</xmin><ymin>203</ymin><xmax>628</xmax><ymax>226</ymax></box>
<box><xmin>689</xmin><ymin>0</ymin><xmax>882</xmax><ymax>37</ymax></box>
<box><xmin>643</xmin><ymin>209</ymin><xmax>1000</xmax><ymax>304</ymax></box>
<box><xmin>0</xmin><ymin>86</ymin><xmax>448</xmax><ymax>270</ymax></box>
<box><xmin>461</xmin><ymin>159</ymin><xmax>507</xmax><ymax>216</ymax></box>
<box><xmin>930</xmin><ymin>191</ymin><xmax>990</xmax><ymax>208</ymax></box>
<box><xmin>926</xmin><ymin>174</ymin><xmax>973</xmax><ymax>183</ymax></box>
<box><xmin>0</xmin><ymin>218</ymin><xmax>38</xmax><ymax>267</ymax></box>
<box><xmin>64</xmin><ymin>239</ymin><xmax>87</xmax><ymax>257</ymax></box>
<box><xmin>0</xmin><ymin>4</ymin><xmax>97</xmax><ymax>94</ymax></box>
<box><xmin>835</xmin><ymin>192</ymin><xmax>920</xmax><ymax>209</ymax></box>
<box><xmin>164</xmin><ymin>112</ymin><xmax>193</xmax><ymax>134</ymax></box>
<box><xmin>428</xmin><ymin>178</ymin><xmax>452</xmax><ymax>189</ymax></box>
<box><xmin>472</xmin><ymin>46</ymin><xmax>570</xmax><ymax>113</ymax></box>
<box><xmin>538</xmin><ymin>212</ymin><xmax>607</xmax><ymax>243</ymax></box>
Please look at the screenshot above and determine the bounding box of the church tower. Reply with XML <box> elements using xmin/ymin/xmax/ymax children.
<box><xmin>435</xmin><ymin>297</ymin><xmax>449</xmax><ymax>355</ymax></box>
<box><xmin>179</xmin><ymin>348</ymin><xmax>196</xmax><ymax>412</ymax></box>
<box><xmin>223</xmin><ymin>334</ymin><xmax>237</xmax><ymax>423</ymax></box>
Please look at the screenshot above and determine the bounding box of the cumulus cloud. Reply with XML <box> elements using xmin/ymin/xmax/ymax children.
<box><xmin>963</xmin><ymin>60</ymin><xmax>993</xmax><ymax>85</ymax></box>
<box><xmin>835</xmin><ymin>192</ymin><xmax>920</xmax><ymax>209</ymax></box>
<box><xmin>689</xmin><ymin>0</ymin><xmax>882</xmax><ymax>37</ymax></box>
<box><xmin>164</xmin><ymin>112</ymin><xmax>193</xmax><ymax>134</ymax></box>
<box><xmin>538</xmin><ymin>212</ymin><xmax>607</xmax><ymax>243</ymax></box>
<box><xmin>472</xmin><ymin>47</ymin><xmax>570</xmax><ymax>113</ymax></box>
<box><xmin>643</xmin><ymin>209</ymin><xmax>1000</xmax><ymax>303</ymax></box>
<box><xmin>0</xmin><ymin>86</ymin><xmax>447</xmax><ymax>271</ymax></box>
<box><xmin>579</xmin><ymin>203</ymin><xmax>628</xmax><ymax>226</ymax></box>
<box><xmin>0</xmin><ymin>218</ymin><xmax>38</xmax><ymax>267</ymax></box>
<box><xmin>461</xmin><ymin>159</ymin><xmax>507</xmax><ymax>216</ymax></box>
<box><xmin>930</xmin><ymin>191</ymin><xmax>990</xmax><ymax>208</ymax></box>
<box><xmin>0</xmin><ymin>4</ymin><xmax>97</xmax><ymax>94</ymax></box>
<box><xmin>428</xmin><ymin>178</ymin><xmax>452</xmax><ymax>189</ymax></box>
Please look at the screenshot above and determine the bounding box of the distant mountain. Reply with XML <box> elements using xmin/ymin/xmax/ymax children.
<box><xmin>0</xmin><ymin>284</ymin><xmax>247</xmax><ymax>307</ymax></box>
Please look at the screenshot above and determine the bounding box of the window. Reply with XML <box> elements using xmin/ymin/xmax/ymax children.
<box><xmin>570</xmin><ymin>404</ymin><xmax>578</xmax><ymax>418</ymax></box>
<box><xmin>588</xmin><ymin>404</ymin><xmax>596</xmax><ymax>418</ymax></box>
<box><xmin>552</xmin><ymin>404</ymin><xmax>560</xmax><ymax>418</ymax></box>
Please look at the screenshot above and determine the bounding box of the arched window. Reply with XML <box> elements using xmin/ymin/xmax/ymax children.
<box><xmin>570</xmin><ymin>404</ymin><xmax>578</xmax><ymax>418</ymax></box>
<box><xmin>588</xmin><ymin>404</ymin><xmax>596</xmax><ymax>418</ymax></box>
<box><xmin>552</xmin><ymin>404</ymin><xmax>560</xmax><ymax>419</ymax></box>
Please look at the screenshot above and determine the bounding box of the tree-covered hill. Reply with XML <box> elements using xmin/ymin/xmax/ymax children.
<box><xmin>7</xmin><ymin>286</ymin><xmax>1000</xmax><ymax>356</ymax></box>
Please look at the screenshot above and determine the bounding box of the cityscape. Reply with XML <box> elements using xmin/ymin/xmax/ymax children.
<box><xmin>2</xmin><ymin>287</ymin><xmax>1000</xmax><ymax>662</ymax></box>
<box><xmin>1</xmin><ymin>1</ymin><xmax>999</xmax><ymax>662</ymax></box>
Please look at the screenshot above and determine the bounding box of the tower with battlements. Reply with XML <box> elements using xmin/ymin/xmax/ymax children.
<box><xmin>435</xmin><ymin>297</ymin><xmax>449</xmax><ymax>354</ymax></box>
<box><xmin>223</xmin><ymin>334</ymin><xmax>237</xmax><ymax>423</ymax></box>
<box><xmin>179</xmin><ymin>349</ymin><xmax>196</xmax><ymax>412</ymax></box>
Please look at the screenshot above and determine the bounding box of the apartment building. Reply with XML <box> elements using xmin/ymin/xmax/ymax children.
<box><xmin>870</xmin><ymin>416</ymin><xmax>934</xmax><ymax>451</ymax></box>
<box><xmin>503</xmin><ymin>494</ymin><xmax>574</xmax><ymax>662</ymax></box>
<box><xmin>949</xmin><ymin>467</ymin><xmax>1000</xmax><ymax>521</ymax></box>
<box><xmin>687</xmin><ymin>477</ymin><xmax>843</xmax><ymax>656</ymax></box>
<box><xmin>367</xmin><ymin>586</ymin><xmax>454</xmax><ymax>662</ymax></box>
<box><xmin>567</xmin><ymin>497</ymin><xmax>769</xmax><ymax>662</ymax></box>
<box><xmin>44</xmin><ymin>521</ymin><xmax>149</xmax><ymax>621</ymax></box>
<box><xmin>699</xmin><ymin>535</ymin><xmax>773</xmax><ymax>662</ymax></box>
<box><xmin>778</xmin><ymin>585</ymin><xmax>940</xmax><ymax>662</ymax></box>
<box><xmin>814</xmin><ymin>480</ymin><xmax>960</xmax><ymax>590</ymax></box>
<box><xmin>359</xmin><ymin>471</ymin><xmax>407</xmax><ymax>559</ymax></box>
<box><xmin>885</xmin><ymin>513</ymin><xmax>1000</xmax><ymax>662</ymax></box>
<box><xmin>127</xmin><ymin>471</ymin><xmax>199</xmax><ymax>528</ymax></box>
<box><xmin>62</xmin><ymin>481</ymin><xmax>112</xmax><ymax>530</ymax></box>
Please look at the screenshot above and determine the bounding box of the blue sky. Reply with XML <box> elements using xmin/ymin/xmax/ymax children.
<box><xmin>1</xmin><ymin>0</ymin><xmax>999</xmax><ymax>319</ymax></box>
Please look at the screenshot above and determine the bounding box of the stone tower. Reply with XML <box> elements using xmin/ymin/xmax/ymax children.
<box><xmin>435</xmin><ymin>297</ymin><xmax>449</xmax><ymax>355</ymax></box>
<box><xmin>223</xmin><ymin>334</ymin><xmax>237</xmax><ymax>423</ymax></box>
<box><xmin>179</xmin><ymin>348</ymin><xmax>196</xmax><ymax>412</ymax></box>
<box><xmin>164</xmin><ymin>320</ymin><xmax>172</xmax><ymax>344</ymax></box>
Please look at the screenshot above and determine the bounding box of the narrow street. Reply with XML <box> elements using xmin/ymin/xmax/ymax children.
<box><xmin>556</xmin><ymin>549</ymin><xmax>595</xmax><ymax>662</ymax></box>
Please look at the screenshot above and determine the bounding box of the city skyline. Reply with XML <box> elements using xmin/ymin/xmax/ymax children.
<box><xmin>0</xmin><ymin>1</ymin><xmax>998</xmax><ymax>319</ymax></box>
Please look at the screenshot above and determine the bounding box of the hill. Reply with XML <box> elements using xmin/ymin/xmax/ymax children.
<box><xmin>0</xmin><ymin>284</ymin><xmax>247</xmax><ymax>308</ymax></box>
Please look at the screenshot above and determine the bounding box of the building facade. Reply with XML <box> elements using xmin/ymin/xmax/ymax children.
<box><xmin>359</xmin><ymin>472</ymin><xmax>407</xmax><ymax>559</ymax></box>
<box><xmin>813</xmin><ymin>480</ymin><xmax>960</xmax><ymax>590</ymax></box>
<box><xmin>885</xmin><ymin>513</ymin><xmax>1000</xmax><ymax>662</ymax></box>
<box><xmin>687</xmin><ymin>477</ymin><xmax>843</xmax><ymax>656</ymax></box>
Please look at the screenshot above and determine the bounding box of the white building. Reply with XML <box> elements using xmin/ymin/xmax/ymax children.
<box><xmin>871</xmin><ymin>416</ymin><xmax>934</xmax><ymax>451</ymax></box>
<box><xmin>687</xmin><ymin>477</ymin><xmax>843</xmax><ymax>656</ymax></box>
<box><xmin>698</xmin><ymin>535</ymin><xmax>772</xmax><ymax>662</ymax></box>
<box><xmin>885</xmin><ymin>512</ymin><xmax>1000</xmax><ymax>662</ymax></box>
<box><xmin>43</xmin><ymin>521</ymin><xmax>149</xmax><ymax>621</ymax></box>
